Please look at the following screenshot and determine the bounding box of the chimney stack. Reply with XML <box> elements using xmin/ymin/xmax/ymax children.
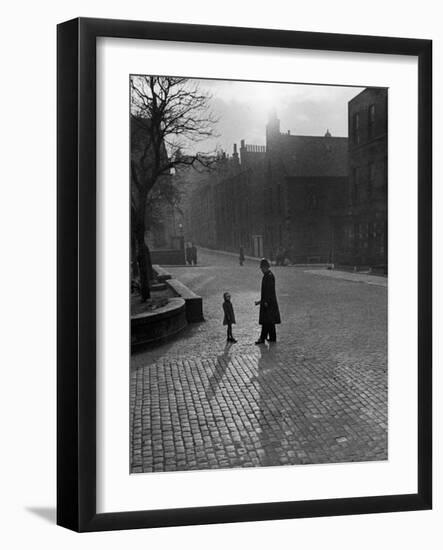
<box><xmin>232</xmin><ymin>143</ymin><xmax>239</xmax><ymax>164</ymax></box>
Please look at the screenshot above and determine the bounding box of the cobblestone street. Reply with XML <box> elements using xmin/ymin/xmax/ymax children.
<box><xmin>131</xmin><ymin>249</ymin><xmax>387</xmax><ymax>473</ymax></box>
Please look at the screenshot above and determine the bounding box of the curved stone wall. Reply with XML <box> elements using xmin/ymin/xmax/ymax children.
<box><xmin>131</xmin><ymin>297</ymin><xmax>187</xmax><ymax>349</ymax></box>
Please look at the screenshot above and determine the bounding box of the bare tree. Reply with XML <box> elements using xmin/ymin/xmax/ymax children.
<box><xmin>130</xmin><ymin>76</ymin><xmax>218</xmax><ymax>301</ymax></box>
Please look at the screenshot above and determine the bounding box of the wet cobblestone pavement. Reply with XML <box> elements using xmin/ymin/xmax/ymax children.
<box><xmin>131</xmin><ymin>249</ymin><xmax>387</xmax><ymax>473</ymax></box>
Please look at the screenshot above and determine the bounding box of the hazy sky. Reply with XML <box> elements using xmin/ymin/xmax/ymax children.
<box><xmin>186</xmin><ymin>78</ymin><xmax>364</xmax><ymax>155</ymax></box>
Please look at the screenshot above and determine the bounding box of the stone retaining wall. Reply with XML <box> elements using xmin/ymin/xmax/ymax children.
<box><xmin>131</xmin><ymin>297</ymin><xmax>187</xmax><ymax>349</ymax></box>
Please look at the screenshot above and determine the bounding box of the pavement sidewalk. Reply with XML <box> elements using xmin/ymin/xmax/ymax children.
<box><xmin>197</xmin><ymin>246</ymin><xmax>331</xmax><ymax>268</ymax></box>
<box><xmin>304</xmin><ymin>269</ymin><xmax>387</xmax><ymax>287</ymax></box>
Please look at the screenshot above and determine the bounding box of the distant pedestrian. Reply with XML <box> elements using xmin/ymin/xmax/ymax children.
<box><xmin>223</xmin><ymin>292</ymin><xmax>237</xmax><ymax>343</ymax></box>
<box><xmin>186</xmin><ymin>243</ymin><xmax>193</xmax><ymax>266</ymax></box>
<box><xmin>191</xmin><ymin>244</ymin><xmax>198</xmax><ymax>265</ymax></box>
<box><xmin>239</xmin><ymin>246</ymin><xmax>245</xmax><ymax>266</ymax></box>
<box><xmin>254</xmin><ymin>258</ymin><xmax>281</xmax><ymax>344</ymax></box>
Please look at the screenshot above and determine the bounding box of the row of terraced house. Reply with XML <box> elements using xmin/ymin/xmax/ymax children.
<box><xmin>182</xmin><ymin>87</ymin><xmax>387</xmax><ymax>270</ymax></box>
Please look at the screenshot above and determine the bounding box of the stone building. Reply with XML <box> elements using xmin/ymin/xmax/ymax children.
<box><xmin>332</xmin><ymin>88</ymin><xmax>388</xmax><ymax>269</ymax></box>
<box><xmin>264</xmin><ymin>113</ymin><xmax>348</xmax><ymax>263</ymax></box>
<box><xmin>183</xmin><ymin>112</ymin><xmax>348</xmax><ymax>263</ymax></box>
<box><xmin>182</xmin><ymin>89</ymin><xmax>387</xmax><ymax>269</ymax></box>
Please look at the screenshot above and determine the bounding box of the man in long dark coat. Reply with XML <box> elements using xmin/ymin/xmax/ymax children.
<box><xmin>255</xmin><ymin>258</ymin><xmax>281</xmax><ymax>344</ymax></box>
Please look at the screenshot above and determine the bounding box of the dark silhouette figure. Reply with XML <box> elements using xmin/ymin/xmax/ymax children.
<box><xmin>222</xmin><ymin>292</ymin><xmax>237</xmax><ymax>343</ymax></box>
<box><xmin>186</xmin><ymin>243</ymin><xmax>193</xmax><ymax>265</ymax></box>
<box><xmin>255</xmin><ymin>258</ymin><xmax>281</xmax><ymax>344</ymax></box>
<box><xmin>191</xmin><ymin>244</ymin><xmax>198</xmax><ymax>265</ymax></box>
<box><xmin>239</xmin><ymin>246</ymin><xmax>245</xmax><ymax>266</ymax></box>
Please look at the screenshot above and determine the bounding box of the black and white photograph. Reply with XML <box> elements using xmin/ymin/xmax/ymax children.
<box><xmin>1</xmin><ymin>0</ymin><xmax>438</xmax><ymax>543</ymax></box>
<box><xmin>130</xmin><ymin>75</ymin><xmax>388</xmax><ymax>474</ymax></box>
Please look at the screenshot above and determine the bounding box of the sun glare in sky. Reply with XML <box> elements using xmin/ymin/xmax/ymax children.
<box><xmin>179</xmin><ymin>78</ymin><xmax>364</xmax><ymax>154</ymax></box>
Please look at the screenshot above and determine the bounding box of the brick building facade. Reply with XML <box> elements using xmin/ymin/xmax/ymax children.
<box><xmin>332</xmin><ymin>88</ymin><xmax>388</xmax><ymax>269</ymax></box>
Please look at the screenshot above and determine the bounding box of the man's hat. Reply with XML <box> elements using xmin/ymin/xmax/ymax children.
<box><xmin>260</xmin><ymin>258</ymin><xmax>270</xmax><ymax>268</ymax></box>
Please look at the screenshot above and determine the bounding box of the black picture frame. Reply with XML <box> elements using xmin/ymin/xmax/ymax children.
<box><xmin>57</xmin><ymin>17</ymin><xmax>432</xmax><ymax>532</ymax></box>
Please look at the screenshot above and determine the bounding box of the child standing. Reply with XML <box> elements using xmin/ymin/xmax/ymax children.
<box><xmin>222</xmin><ymin>292</ymin><xmax>237</xmax><ymax>343</ymax></box>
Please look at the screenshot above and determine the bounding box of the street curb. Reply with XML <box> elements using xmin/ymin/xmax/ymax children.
<box><xmin>197</xmin><ymin>246</ymin><xmax>260</xmax><ymax>263</ymax></box>
<box><xmin>197</xmin><ymin>246</ymin><xmax>332</xmax><ymax>268</ymax></box>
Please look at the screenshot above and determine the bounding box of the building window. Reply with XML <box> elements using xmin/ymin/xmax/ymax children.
<box><xmin>265</xmin><ymin>187</ymin><xmax>273</xmax><ymax>213</ymax></box>
<box><xmin>277</xmin><ymin>185</ymin><xmax>282</xmax><ymax>214</ymax></box>
<box><xmin>352</xmin><ymin>167</ymin><xmax>360</xmax><ymax>204</ymax></box>
<box><xmin>362</xmin><ymin>223</ymin><xmax>368</xmax><ymax>249</ymax></box>
<box><xmin>353</xmin><ymin>223</ymin><xmax>359</xmax><ymax>250</ymax></box>
<box><xmin>368</xmin><ymin>162</ymin><xmax>376</xmax><ymax>200</ymax></box>
<box><xmin>368</xmin><ymin>104</ymin><xmax>376</xmax><ymax>139</ymax></box>
<box><xmin>352</xmin><ymin>112</ymin><xmax>360</xmax><ymax>144</ymax></box>
<box><xmin>375</xmin><ymin>221</ymin><xmax>386</xmax><ymax>255</ymax></box>
<box><xmin>353</xmin><ymin>223</ymin><xmax>369</xmax><ymax>251</ymax></box>
<box><xmin>368</xmin><ymin>222</ymin><xmax>374</xmax><ymax>249</ymax></box>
